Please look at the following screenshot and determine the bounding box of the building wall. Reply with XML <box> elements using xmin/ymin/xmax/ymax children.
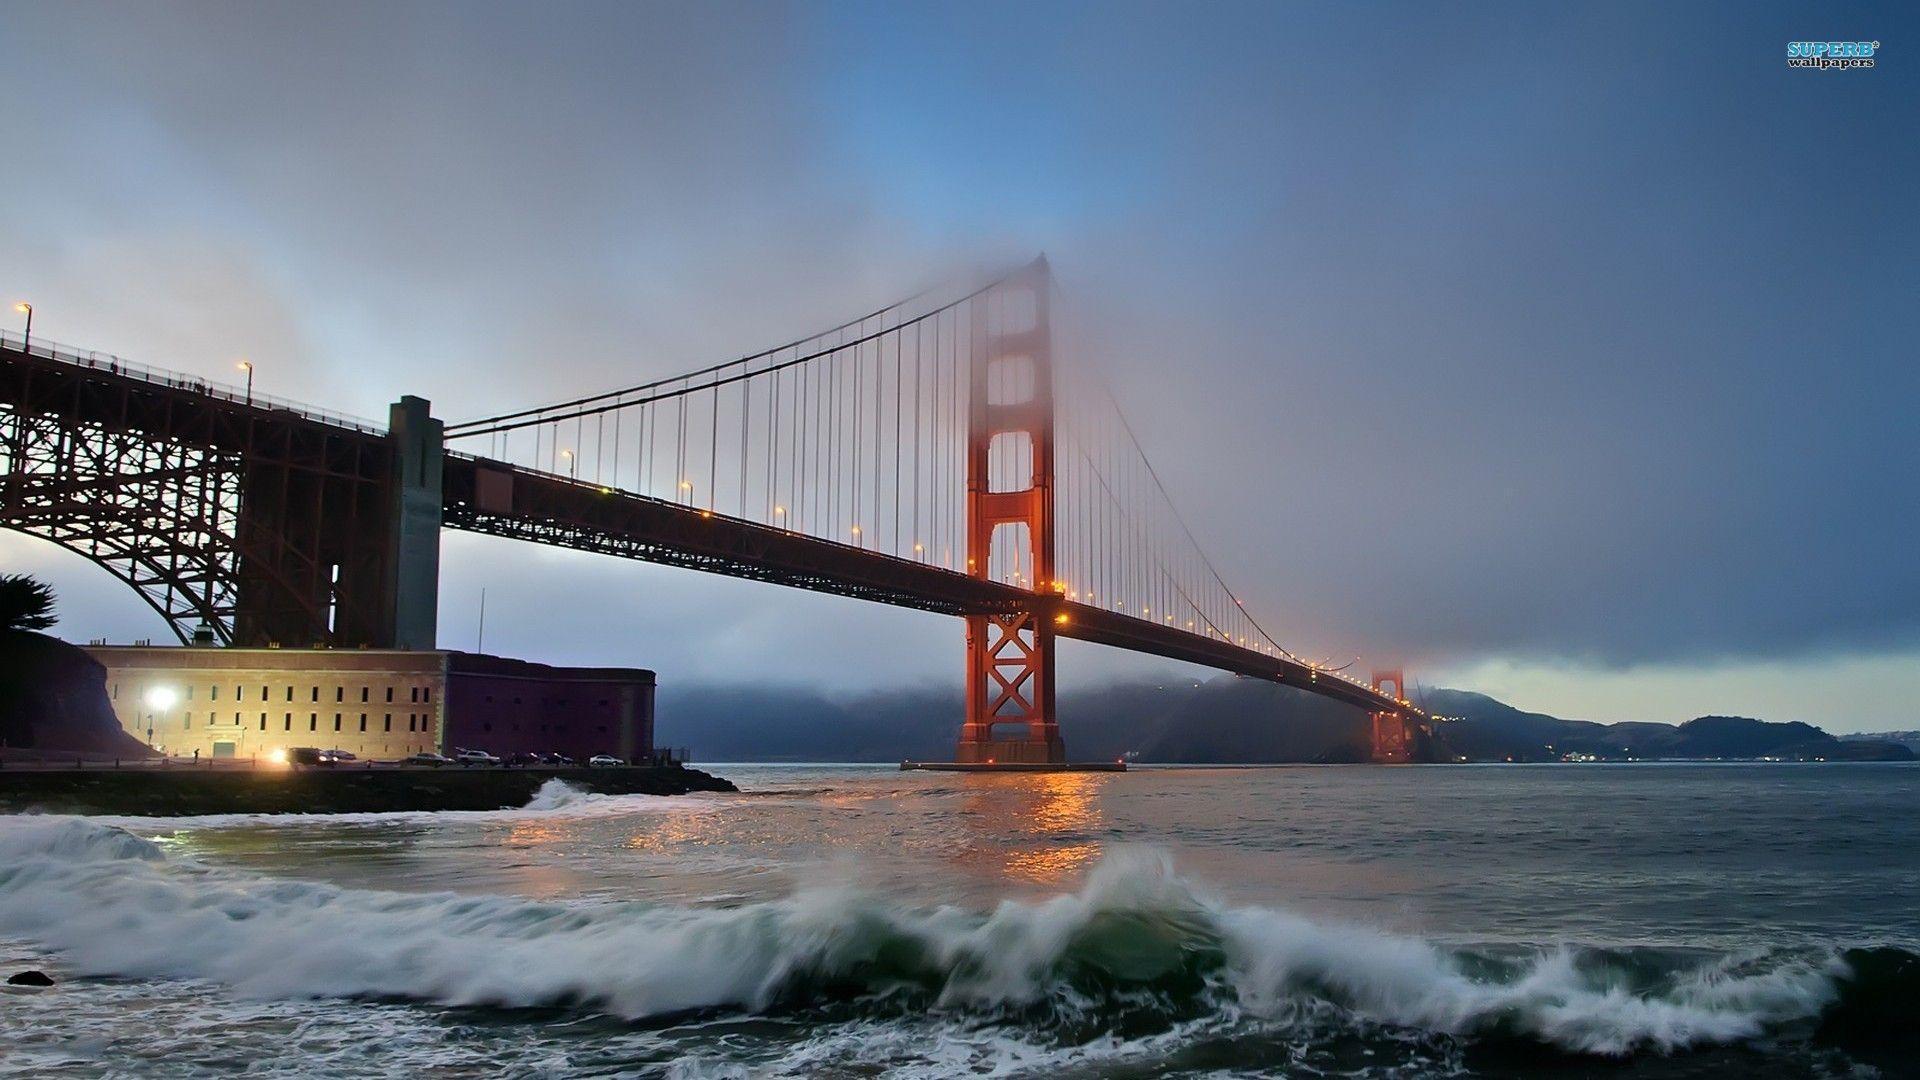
<box><xmin>440</xmin><ymin>653</ymin><xmax>655</xmax><ymax>761</ymax></box>
<box><xmin>90</xmin><ymin>647</ymin><xmax>446</xmax><ymax>761</ymax></box>
<box><xmin>88</xmin><ymin>647</ymin><xmax>654</xmax><ymax>763</ymax></box>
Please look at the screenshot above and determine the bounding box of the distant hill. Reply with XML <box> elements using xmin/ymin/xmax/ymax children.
<box><xmin>1426</xmin><ymin>689</ymin><xmax>1914</xmax><ymax>763</ymax></box>
<box><xmin>657</xmin><ymin>677</ymin><xmax>1914</xmax><ymax>764</ymax></box>
<box><xmin>1841</xmin><ymin>730</ymin><xmax>1920</xmax><ymax>754</ymax></box>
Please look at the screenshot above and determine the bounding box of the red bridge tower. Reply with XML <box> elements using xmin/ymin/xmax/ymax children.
<box><xmin>956</xmin><ymin>259</ymin><xmax>1064</xmax><ymax>765</ymax></box>
<box><xmin>1369</xmin><ymin>668</ymin><xmax>1417</xmax><ymax>763</ymax></box>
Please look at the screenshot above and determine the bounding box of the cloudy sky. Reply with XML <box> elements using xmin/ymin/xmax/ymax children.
<box><xmin>3</xmin><ymin>2</ymin><xmax>1915</xmax><ymax>731</ymax></box>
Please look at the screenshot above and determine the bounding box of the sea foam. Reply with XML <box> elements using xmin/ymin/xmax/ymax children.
<box><xmin>0</xmin><ymin>818</ymin><xmax>1847</xmax><ymax>1058</ymax></box>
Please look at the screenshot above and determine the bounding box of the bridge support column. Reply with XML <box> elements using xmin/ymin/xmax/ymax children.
<box><xmin>1369</xmin><ymin>668</ymin><xmax>1414</xmax><ymax>763</ymax></box>
<box><xmin>1369</xmin><ymin>711</ymin><xmax>1414</xmax><ymax>763</ymax></box>
<box><xmin>956</xmin><ymin>258</ymin><xmax>1064</xmax><ymax>766</ymax></box>
<box><xmin>385</xmin><ymin>395</ymin><xmax>443</xmax><ymax>650</ymax></box>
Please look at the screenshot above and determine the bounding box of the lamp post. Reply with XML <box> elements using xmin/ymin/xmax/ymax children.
<box><xmin>237</xmin><ymin>360</ymin><xmax>253</xmax><ymax>405</ymax></box>
<box><xmin>13</xmin><ymin>302</ymin><xmax>30</xmax><ymax>350</ymax></box>
<box><xmin>144</xmin><ymin>686</ymin><xmax>177</xmax><ymax>757</ymax></box>
<box><xmin>560</xmin><ymin>448</ymin><xmax>576</xmax><ymax>479</ymax></box>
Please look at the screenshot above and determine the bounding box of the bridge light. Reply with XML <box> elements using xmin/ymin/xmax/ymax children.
<box><xmin>1054</xmin><ymin>613</ymin><xmax>1068</xmax><ymax>625</ymax></box>
<box><xmin>12</xmin><ymin>302</ymin><xmax>26</xmax><ymax>313</ymax></box>
<box><xmin>851</xmin><ymin>525</ymin><xmax>861</xmax><ymax>535</ymax></box>
<box><xmin>913</xmin><ymin>542</ymin><xmax>923</xmax><ymax>553</ymax></box>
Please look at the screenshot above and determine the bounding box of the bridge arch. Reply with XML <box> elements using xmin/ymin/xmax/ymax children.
<box><xmin>2</xmin><ymin>403</ymin><xmax>245</xmax><ymax>644</ymax></box>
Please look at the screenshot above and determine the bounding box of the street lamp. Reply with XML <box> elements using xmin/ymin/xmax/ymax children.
<box><xmin>560</xmin><ymin>448</ymin><xmax>576</xmax><ymax>478</ymax></box>
<box><xmin>13</xmin><ymin>302</ymin><xmax>30</xmax><ymax>350</ymax></box>
<box><xmin>237</xmin><ymin>360</ymin><xmax>253</xmax><ymax>405</ymax></box>
<box><xmin>144</xmin><ymin>685</ymin><xmax>177</xmax><ymax>755</ymax></box>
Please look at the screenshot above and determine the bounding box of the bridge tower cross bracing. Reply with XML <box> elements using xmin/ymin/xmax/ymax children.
<box><xmin>1368</xmin><ymin>667</ymin><xmax>1416</xmax><ymax>763</ymax></box>
<box><xmin>956</xmin><ymin>258</ymin><xmax>1064</xmax><ymax>765</ymax></box>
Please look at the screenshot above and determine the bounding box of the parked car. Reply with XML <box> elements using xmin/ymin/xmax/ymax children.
<box><xmin>542</xmin><ymin>752</ymin><xmax>576</xmax><ymax>767</ymax></box>
<box><xmin>455</xmin><ymin>749</ymin><xmax>501</xmax><ymax>767</ymax></box>
<box><xmin>318</xmin><ymin>749</ymin><xmax>358</xmax><ymax>764</ymax></box>
<box><xmin>588</xmin><ymin>754</ymin><xmax>624</xmax><ymax>768</ymax></box>
<box><xmin>505</xmin><ymin>752</ymin><xmax>544</xmax><ymax>768</ymax></box>
<box><xmin>287</xmin><ymin>747</ymin><xmax>324</xmax><ymax>767</ymax></box>
<box><xmin>406</xmin><ymin>752</ymin><xmax>452</xmax><ymax>767</ymax></box>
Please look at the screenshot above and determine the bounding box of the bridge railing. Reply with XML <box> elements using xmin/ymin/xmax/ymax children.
<box><xmin>0</xmin><ymin>329</ymin><xmax>386</xmax><ymax>435</ymax></box>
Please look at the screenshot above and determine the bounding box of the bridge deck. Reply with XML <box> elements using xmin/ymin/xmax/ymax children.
<box><xmin>443</xmin><ymin>459</ymin><xmax>1412</xmax><ymax>716</ymax></box>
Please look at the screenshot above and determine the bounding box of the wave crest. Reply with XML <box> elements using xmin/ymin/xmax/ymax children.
<box><xmin>0</xmin><ymin>820</ymin><xmax>1864</xmax><ymax>1058</ymax></box>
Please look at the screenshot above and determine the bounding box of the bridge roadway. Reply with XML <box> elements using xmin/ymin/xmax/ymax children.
<box><xmin>443</xmin><ymin>457</ymin><xmax>1415</xmax><ymax>717</ymax></box>
<box><xmin>2</xmin><ymin>337</ymin><xmax>1415</xmax><ymax>719</ymax></box>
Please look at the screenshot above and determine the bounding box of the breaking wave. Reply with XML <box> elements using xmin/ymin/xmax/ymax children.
<box><xmin>0</xmin><ymin>816</ymin><xmax>1896</xmax><ymax>1069</ymax></box>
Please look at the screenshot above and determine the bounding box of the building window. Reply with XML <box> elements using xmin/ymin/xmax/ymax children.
<box><xmin>183</xmin><ymin>712</ymin><xmax>191</xmax><ymax>729</ymax></box>
<box><xmin>284</xmin><ymin>714</ymin><xmax>292</xmax><ymax>731</ymax></box>
<box><xmin>359</xmin><ymin>714</ymin><xmax>368</xmax><ymax>731</ymax></box>
<box><xmin>309</xmin><ymin>714</ymin><xmax>317</xmax><ymax>732</ymax></box>
<box><xmin>311</xmin><ymin>687</ymin><xmax>319</xmax><ymax>702</ymax></box>
<box><xmin>423</xmin><ymin>717</ymin><xmax>432</xmax><ymax>732</ymax></box>
<box><xmin>334</xmin><ymin>714</ymin><xmax>342</xmax><ymax>732</ymax></box>
<box><xmin>185</xmin><ymin>686</ymin><xmax>193</xmax><ymax>701</ymax></box>
<box><xmin>259</xmin><ymin>716</ymin><xmax>267</xmax><ymax>731</ymax></box>
<box><xmin>407</xmin><ymin>717</ymin><xmax>416</xmax><ymax>732</ymax></box>
<box><xmin>361</xmin><ymin>688</ymin><xmax>369</xmax><ymax>703</ymax></box>
<box><xmin>336</xmin><ymin>687</ymin><xmax>344</xmax><ymax>702</ymax></box>
<box><xmin>385</xmin><ymin>687</ymin><xmax>394</xmax><ymax>703</ymax></box>
<box><xmin>285</xmin><ymin>687</ymin><xmax>293</xmax><ymax>703</ymax></box>
<box><xmin>211</xmin><ymin>685</ymin><xmax>219</xmax><ymax>701</ymax></box>
<box><xmin>423</xmin><ymin>688</ymin><xmax>431</xmax><ymax>703</ymax></box>
<box><xmin>262</xmin><ymin>687</ymin><xmax>269</xmax><ymax>702</ymax></box>
<box><xmin>383</xmin><ymin>715</ymin><xmax>392</xmax><ymax>732</ymax></box>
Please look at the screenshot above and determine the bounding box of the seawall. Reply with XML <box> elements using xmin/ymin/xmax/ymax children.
<box><xmin>0</xmin><ymin>765</ymin><xmax>736</xmax><ymax>816</ymax></box>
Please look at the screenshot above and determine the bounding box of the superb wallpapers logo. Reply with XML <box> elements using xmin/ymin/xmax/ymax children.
<box><xmin>1787</xmin><ymin>41</ymin><xmax>1879</xmax><ymax>69</ymax></box>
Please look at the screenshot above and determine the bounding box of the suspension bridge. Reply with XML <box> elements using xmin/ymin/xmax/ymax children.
<box><xmin>1</xmin><ymin>258</ymin><xmax>1428</xmax><ymax>764</ymax></box>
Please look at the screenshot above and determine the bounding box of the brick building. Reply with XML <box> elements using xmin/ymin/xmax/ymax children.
<box><xmin>88</xmin><ymin>646</ymin><xmax>654</xmax><ymax>763</ymax></box>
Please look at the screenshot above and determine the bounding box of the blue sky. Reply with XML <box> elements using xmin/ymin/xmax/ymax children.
<box><xmin>2</xmin><ymin>2</ymin><xmax>1915</xmax><ymax>731</ymax></box>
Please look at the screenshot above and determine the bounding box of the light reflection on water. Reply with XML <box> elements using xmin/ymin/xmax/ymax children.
<box><xmin>92</xmin><ymin>762</ymin><xmax>1920</xmax><ymax>944</ymax></box>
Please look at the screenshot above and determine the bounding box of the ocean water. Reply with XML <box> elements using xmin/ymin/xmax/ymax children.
<box><xmin>1</xmin><ymin>763</ymin><xmax>1916</xmax><ymax>1078</ymax></box>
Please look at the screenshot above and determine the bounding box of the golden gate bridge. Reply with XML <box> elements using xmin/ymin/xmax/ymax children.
<box><xmin>1</xmin><ymin>258</ymin><xmax>1427</xmax><ymax>764</ymax></box>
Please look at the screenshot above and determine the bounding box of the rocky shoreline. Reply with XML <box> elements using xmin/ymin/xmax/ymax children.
<box><xmin>0</xmin><ymin>764</ymin><xmax>736</xmax><ymax>816</ymax></box>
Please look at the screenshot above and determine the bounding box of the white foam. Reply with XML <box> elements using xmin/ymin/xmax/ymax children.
<box><xmin>0</xmin><ymin>822</ymin><xmax>1841</xmax><ymax>1059</ymax></box>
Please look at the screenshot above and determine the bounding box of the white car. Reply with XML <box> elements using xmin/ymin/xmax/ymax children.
<box><xmin>454</xmin><ymin>749</ymin><xmax>501</xmax><ymax>767</ymax></box>
<box><xmin>588</xmin><ymin>754</ymin><xmax>624</xmax><ymax>768</ymax></box>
